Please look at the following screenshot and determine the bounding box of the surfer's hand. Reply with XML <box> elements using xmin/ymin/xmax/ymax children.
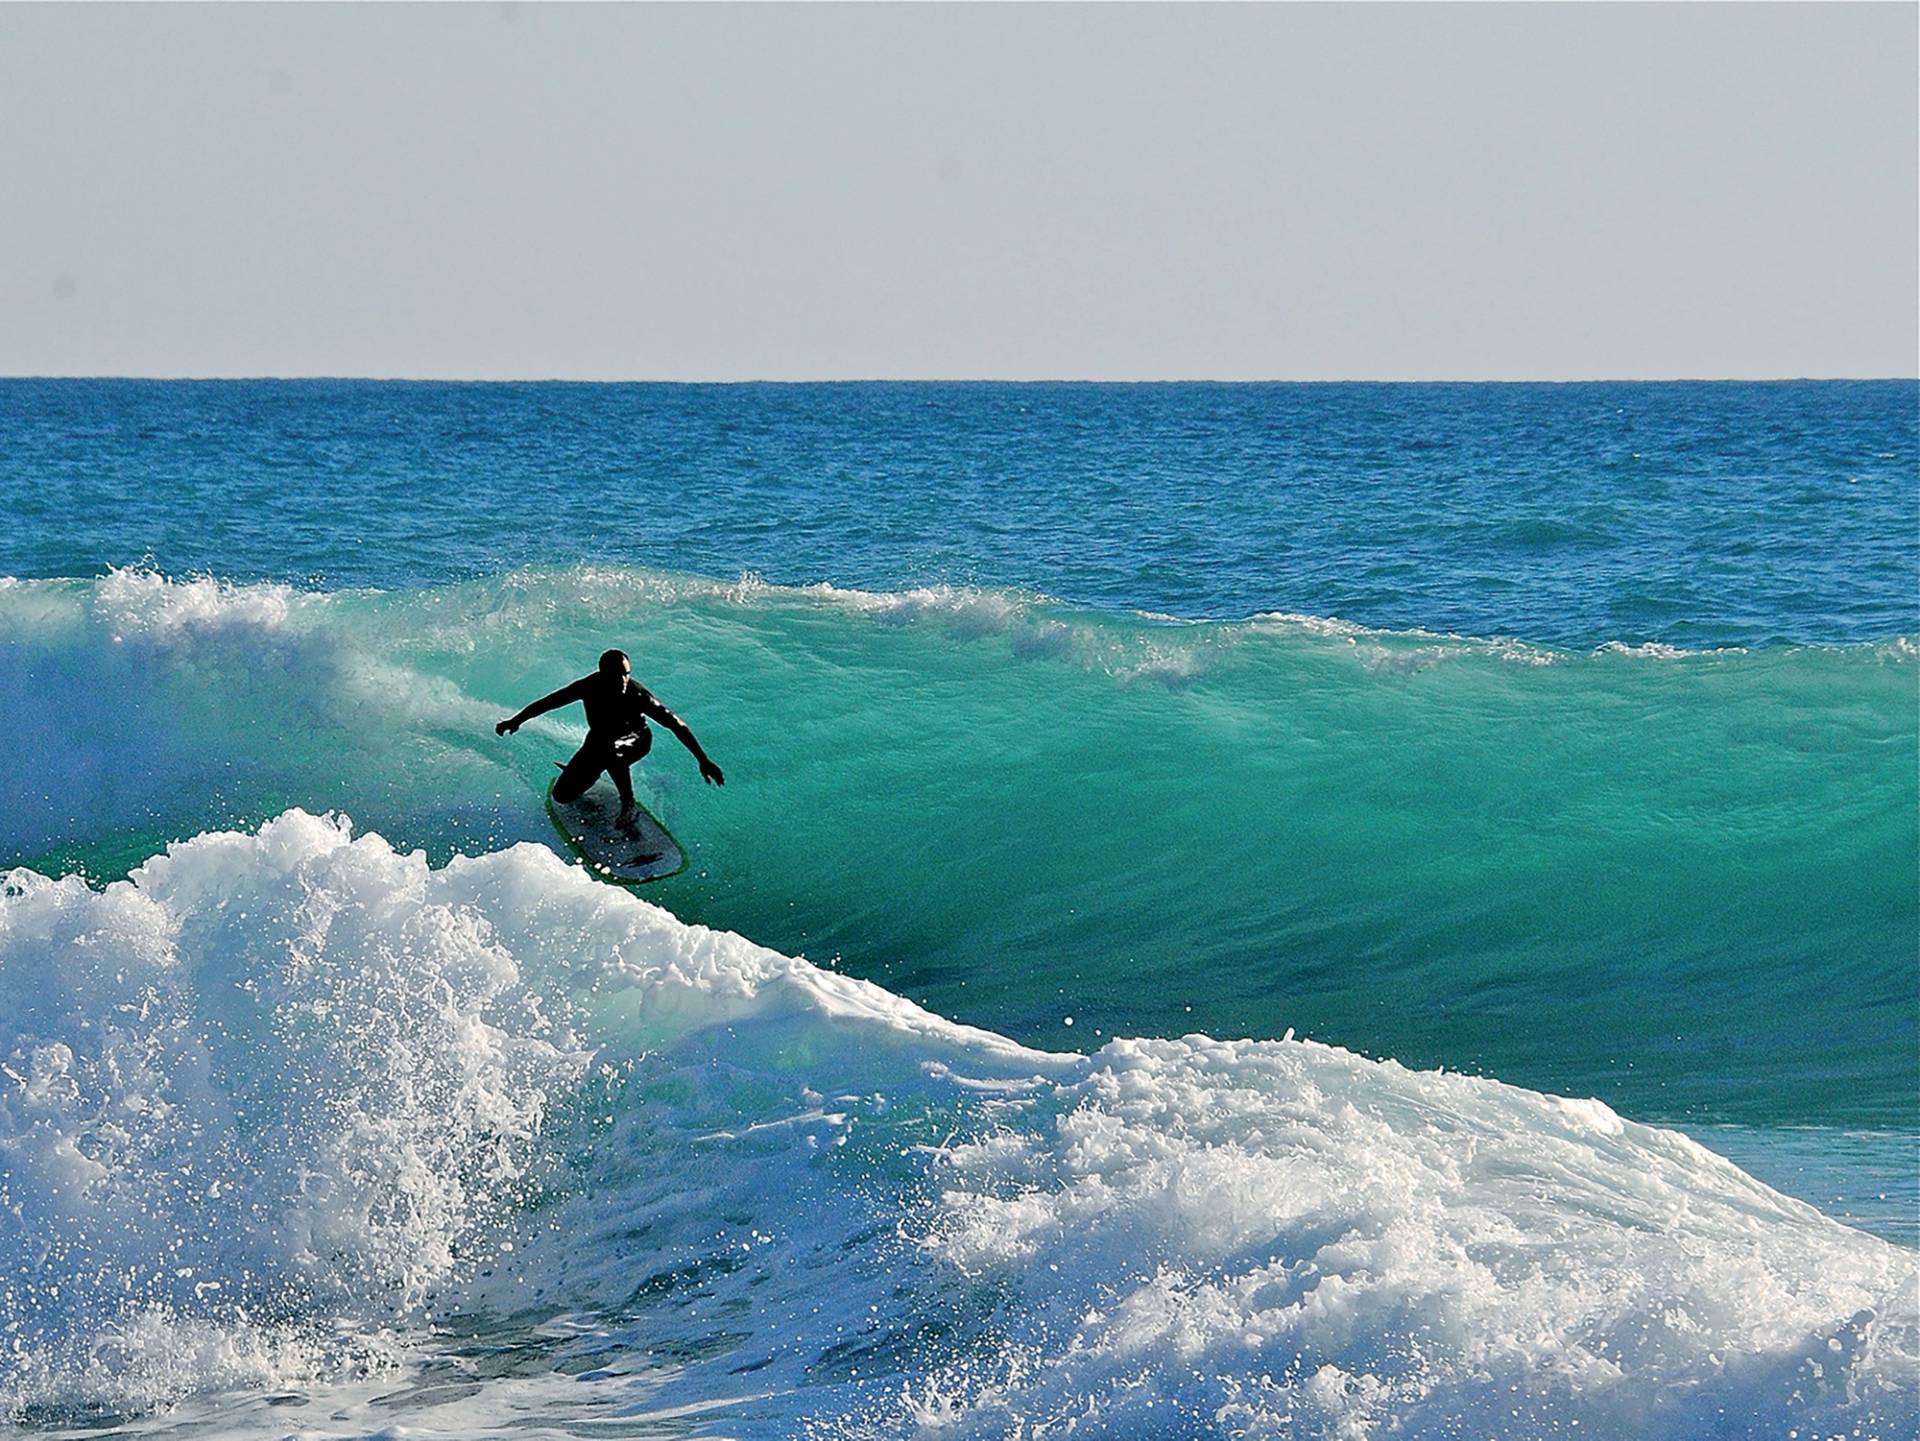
<box><xmin>699</xmin><ymin>758</ymin><xmax>725</xmax><ymax>786</ymax></box>
<box><xmin>495</xmin><ymin>718</ymin><xmax>519</xmax><ymax>736</ymax></box>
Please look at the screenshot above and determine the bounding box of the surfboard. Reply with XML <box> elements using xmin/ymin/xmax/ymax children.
<box><xmin>545</xmin><ymin>779</ymin><xmax>687</xmax><ymax>885</ymax></box>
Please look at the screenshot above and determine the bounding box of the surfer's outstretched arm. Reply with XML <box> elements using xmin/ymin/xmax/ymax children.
<box><xmin>495</xmin><ymin>677</ymin><xmax>588</xmax><ymax>736</ymax></box>
<box><xmin>641</xmin><ymin>694</ymin><xmax>725</xmax><ymax>785</ymax></box>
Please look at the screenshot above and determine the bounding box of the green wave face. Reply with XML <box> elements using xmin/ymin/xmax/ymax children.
<box><xmin>4</xmin><ymin>567</ymin><xmax>1914</xmax><ymax>1129</ymax></box>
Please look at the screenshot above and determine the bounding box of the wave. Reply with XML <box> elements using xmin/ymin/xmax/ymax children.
<box><xmin>1</xmin><ymin>566</ymin><xmax>1914</xmax><ymax>1141</ymax></box>
<box><xmin>1</xmin><ymin>811</ymin><xmax>1914</xmax><ymax>1436</ymax></box>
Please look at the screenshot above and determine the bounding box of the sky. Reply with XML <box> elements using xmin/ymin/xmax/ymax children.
<box><xmin>1</xmin><ymin>3</ymin><xmax>1914</xmax><ymax>381</ymax></box>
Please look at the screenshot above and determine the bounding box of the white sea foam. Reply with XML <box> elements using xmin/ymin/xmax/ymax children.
<box><xmin>90</xmin><ymin>565</ymin><xmax>301</xmax><ymax>644</ymax></box>
<box><xmin>1</xmin><ymin>813</ymin><xmax>1912</xmax><ymax>1437</ymax></box>
<box><xmin>1596</xmin><ymin>638</ymin><xmax>1749</xmax><ymax>660</ymax></box>
<box><xmin>799</xmin><ymin>579</ymin><xmax>1232</xmax><ymax>683</ymax></box>
<box><xmin>801</xmin><ymin>580</ymin><xmax>1037</xmax><ymax>640</ymax></box>
<box><xmin>896</xmin><ymin>1037</ymin><xmax>1916</xmax><ymax>1438</ymax></box>
<box><xmin>1248</xmin><ymin>610</ymin><xmax>1570</xmax><ymax>672</ymax></box>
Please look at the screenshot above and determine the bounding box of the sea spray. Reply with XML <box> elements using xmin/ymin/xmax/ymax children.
<box><xmin>0</xmin><ymin>815</ymin><xmax>588</xmax><ymax>1419</ymax></box>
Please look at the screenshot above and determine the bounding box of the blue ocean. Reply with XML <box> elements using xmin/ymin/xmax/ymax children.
<box><xmin>1</xmin><ymin>380</ymin><xmax>1914</xmax><ymax>1438</ymax></box>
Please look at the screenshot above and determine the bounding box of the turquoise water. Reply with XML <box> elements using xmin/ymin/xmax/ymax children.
<box><xmin>1</xmin><ymin>381</ymin><xmax>1914</xmax><ymax>1436</ymax></box>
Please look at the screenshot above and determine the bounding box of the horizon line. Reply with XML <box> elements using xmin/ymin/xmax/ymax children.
<box><xmin>2</xmin><ymin>373</ymin><xmax>1916</xmax><ymax>386</ymax></box>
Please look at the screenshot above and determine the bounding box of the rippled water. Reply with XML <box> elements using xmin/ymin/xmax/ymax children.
<box><xmin>5</xmin><ymin>379</ymin><xmax>1914</xmax><ymax>644</ymax></box>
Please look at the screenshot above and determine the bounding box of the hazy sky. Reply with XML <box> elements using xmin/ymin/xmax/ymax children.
<box><xmin>2</xmin><ymin>3</ymin><xmax>1914</xmax><ymax>380</ymax></box>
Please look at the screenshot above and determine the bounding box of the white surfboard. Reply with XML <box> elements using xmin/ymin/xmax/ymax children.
<box><xmin>546</xmin><ymin>779</ymin><xmax>687</xmax><ymax>885</ymax></box>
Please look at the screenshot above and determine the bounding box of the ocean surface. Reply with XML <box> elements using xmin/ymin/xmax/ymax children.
<box><xmin>0</xmin><ymin>379</ymin><xmax>1914</xmax><ymax>1438</ymax></box>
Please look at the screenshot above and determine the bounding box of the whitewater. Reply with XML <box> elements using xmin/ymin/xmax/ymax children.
<box><xmin>4</xmin><ymin>807</ymin><xmax>1914</xmax><ymax>1438</ymax></box>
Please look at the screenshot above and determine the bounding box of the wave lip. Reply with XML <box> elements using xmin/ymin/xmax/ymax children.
<box><xmin>2</xmin><ymin>812</ymin><xmax>1915</xmax><ymax>1436</ymax></box>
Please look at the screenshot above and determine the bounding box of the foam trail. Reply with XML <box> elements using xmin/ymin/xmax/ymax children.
<box><xmin>1</xmin><ymin>814</ymin><xmax>1913</xmax><ymax>1437</ymax></box>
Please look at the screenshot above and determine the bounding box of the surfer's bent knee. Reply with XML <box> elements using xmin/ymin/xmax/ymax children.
<box><xmin>553</xmin><ymin>750</ymin><xmax>604</xmax><ymax>804</ymax></box>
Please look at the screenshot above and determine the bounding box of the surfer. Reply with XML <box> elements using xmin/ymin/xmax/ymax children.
<box><xmin>495</xmin><ymin>649</ymin><xmax>724</xmax><ymax>813</ymax></box>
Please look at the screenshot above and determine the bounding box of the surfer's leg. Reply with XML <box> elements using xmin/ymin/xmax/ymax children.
<box><xmin>608</xmin><ymin>760</ymin><xmax>635</xmax><ymax>811</ymax></box>
<box><xmin>552</xmin><ymin>745</ymin><xmax>606</xmax><ymax>805</ymax></box>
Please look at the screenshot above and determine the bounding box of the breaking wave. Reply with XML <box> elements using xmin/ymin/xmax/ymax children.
<box><xmin>2</xmin><ymin>812</ymin><xmax>1913</xmax><ymax>1437</ymax></box>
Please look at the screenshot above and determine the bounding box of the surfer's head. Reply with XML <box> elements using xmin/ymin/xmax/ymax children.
<box><xmin>598</xmin><ymin>648</ymin><xmax>631</xmax><ymax>678</ymax></box>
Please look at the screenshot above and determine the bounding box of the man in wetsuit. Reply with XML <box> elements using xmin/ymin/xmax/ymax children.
<box><xmin>495</xmin><ymin>649</ymin><xmax>724</xmax><ymax>813</ymax></box>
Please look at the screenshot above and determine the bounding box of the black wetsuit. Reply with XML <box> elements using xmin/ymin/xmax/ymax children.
<box><xmin>528</xmin><ymin>673</ymin><xmax>673</xmax><ymax>805</ymax></box>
